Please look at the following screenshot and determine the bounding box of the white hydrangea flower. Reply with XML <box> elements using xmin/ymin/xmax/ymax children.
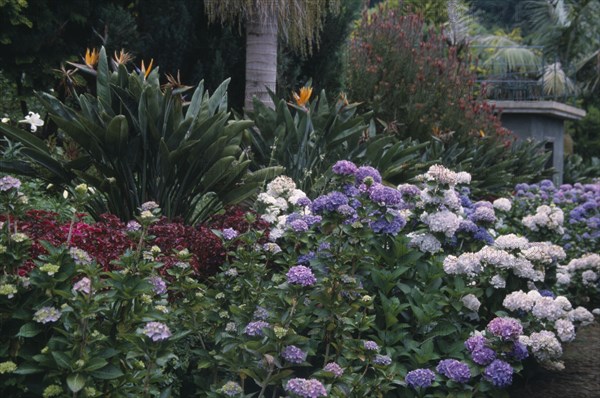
<box><xmin>461</xmin><ymin>294</ymin><xmax>481</xmax><ymax>312</ymax></box>
<box><xmin>490</xmin><ymin>274</ymin><xmax>506</xmax><ymax>289</ymax></box>
<box><xmin>443</xmin><ymin>189</ymin><xmax>462</xmax><ymax>210</ymax></box>
<box><xmin>531</xmin><ymin>297</ymin><xmax>565</xmax><ymax>322</ymax></box>
<box><xmin>522</xmin><ymin>205</ymin><xmax>565</xmax><ymax>234</ymax></box>
<box><xmin>494</xmin><ymin>234</ymin><xmax>529</xmax><ymax>251</ymax></box>
<box><xmin>478</xmin><ymin>246</ymin><xmax>516</xmax><ymax>269</ymax></box>
<box><xmin>422</xmin><ymin>210</ymin><xmax>462</xmax><ymax>237</ymax></box>
<box><xmin>554</xmin><ymin>319</ymin><xmax>575</xmax><ymax>342</ymax></box>
<box><xmin>528</xmin><ymin>330</ymin><xmax>563</xmax><ymax>362</ymax></box>
<box><xmin>492</xmin><ymin>198</ymin><xmax>512</xmax><ymax>212</ymax></box>
<box><xmin>266</xmin><ymin>176</ymin><xmax>297</xmax><ymax>198</ymax></box>
<box><xmin>407</xmin><ymin>232</ymin><xmax>441</xmax><ymax>254</ymax></box>
<box><xmin>443</xmin><ymin>252</ymin><xmax>482</xmax><ymax>276</ymax></box>
<box><xmin>568</xmin><ymin>307</ymin><xmax>594</xmax><ymax>326</ymax></box>
<box><xmin>503</xmin><ymin>290</ymin><xmax>535</xmax><ymax>312</ymax></box>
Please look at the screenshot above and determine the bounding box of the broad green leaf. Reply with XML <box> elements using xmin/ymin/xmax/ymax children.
<box><xmin>67</xmin><ymin>373</ymin><xmax>86</xmax><ymax>393</ymax></box>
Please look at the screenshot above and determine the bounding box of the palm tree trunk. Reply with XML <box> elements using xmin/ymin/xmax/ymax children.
<box><xmin>244</xmin><ymin>9</ymin><xmax>278</xmax><ymax>110</ymax></box>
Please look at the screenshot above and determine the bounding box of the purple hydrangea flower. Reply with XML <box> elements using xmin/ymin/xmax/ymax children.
<box><xmin>287</xmin><ymin>265</ymin><xmax>317</xmax><ymax>286</ymax></box>
<box><xmin>486</xmin><ymin>317</ymin><xmax>523</xmax><ymax>341</ymax></box>
<box><xmin>405</xmin><ymin>368</ymin><xmax>435</xmax><ymax>389</ymax></box>
<box><xmin>509</xmin><ymin>341</ymin><xmax>529</xmax><ymax>361</ymax></box>
<box><xmin>253</xmin><ymin>306</ymin><xmax>270</xmax><ymax>320</ymax></box>
<box><xmin>369</xmin><ymin>184</ymin><xmax>403</xmax><ymax>206</ymax></box>
<box><xmin>363</xmin><ymin>340</ymin><xmax>380</xmax><ymax>351</ymax></box>
<box><xmin>140</xmin><ymin>201</ymin><xmax>159</xmax><ymax>211</ymax></box>
<box><xmin>483</xmin><ymin>359</ymin><xmax>513</xmax><ymax>388</ymax></box>
<box><xmin>244</xmin><ymin>321</ymin><xmax>270</xmax><ymax>336</ymax></box>
<box><xmin>222</xmin><ymin>228</ymin><xmax>238</xmax><ymax>240</ymax></box>
<box><xmin>297</xmin><ymin>252</ymin><xmax>316</xmax><ymax>265</ymax></box>
<box><xmin>126</xmin><ymin>220</ymin><xmax>141</xmax><ymax>232</ymax></box>
<box><xmin>72</xmin><ymin>277</ymin><xmax>91</xmax><ymax>294</ymax></box>
<box><xmin>471</xmin><ymin>347</ymin><xmax>497</xmax><ymax>365</ymax></box>
<box><xmin>296</xmin><ymin>197</ymin><xmax>312</xmax><ymax>207</ymax></box>
<box><xmin>0</xmin><ymin>176</ymin><xmax>21</xmax><ymax>191</ymax></box>
<box><xmin>143</xmin><ymin>322</ymin><xmax>172</xmax><ymax>341</ymax></box>
<box><xmin>332</xmin><ymin>160</ymin><xmax>358</xmax><ymax>175</ymax></box>
<box><xmin>465</xmin><ymin>335</ymin><xmax>487</xmax><ymax>352</ymax></box>
<box><xmin>282</xmin><ymin>345</ymin><xmax>307</xmax><ymax>364</ymax></box>
<box><xmin>355</xmin><ymin>166</ymin><xmax>382</xmax><ymax>184</ymax></box>
<box><xmin>373</xmin><ymin>354</ymin><xmax>392</xmax><ymax>366</ymax></box>
<box><xmin>33</xmin><ymin>306</ymin><xmax>61</xmax><ymax>324</ymax></box>
<box><xmin>289</xmin><ymin>219</ymin><xmax>309</xmax><ymax>232</ymax></box>
<box><xmin>436</xmin><ymin>359</ymin><xmax>471</xmax><ymax>383</ymax></box>
<box><xmin>285</xmin><ymin>378</ymin><xmax>327</xmax><ymax>398</ymax></box>
<box><xmin>370</xmin><ymin>211</ymin><xmax>406</xmax><ymax>235</ymax></box>
<box><xmin>323</xmin><ymin>362</ymin><xmax>343</xmax><ymax>377</ymax></box>
<box><xmin>311</xmin><ymin>191</ymin><xmax>349</xmax><ymax>213</ymax></box>
<box><xmin>149</xmin><ymin>276</ymin><xmax>167</xmax><ymax>295</ymax></box>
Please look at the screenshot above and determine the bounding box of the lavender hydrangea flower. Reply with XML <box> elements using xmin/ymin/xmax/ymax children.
<box><xmin>471</xmin><ymin>346</ymin><xmax>496</xmax><ymax>365</ymax></box>
<box><xmin>363</xmin><ymin>340</ymin><xmax>380</xmax><ymax>351</ymax></box>
<box><xmin>332</xmin><ymin>160</ymin><xmax>358</xmax><ymax>175</ymax></box>
<box><xmin>72</xmin><ymin>277</ymin><xmax>91</xmax><ymax>294</ymax></box>
<box><xmin>369</xmin><ymin>184</ymin><xmax>403</xmax><ymax>206</ymax></box>
<box><xmin>126</xmin><ymin>220</ymin><xmax>141</xmax><ymax>232</ymax></box>
<box><xmin>33</xmin><ymin>306</ymin><xmax>61</xmax><ymax>324</ymax></box>
<box><xmin>289</xmin><ymin>219</ymin><xmax>309</xmax><ymax>232</ymax></box>
<box><xmin>311</xmin><ymin>191</ymin><xmax>349</xmax><ymax>213</ymax></box>
<box><xmin>69</xmin><ymin>247</ymin><xmax>92</xmax><ymax>266</ymax></box>
<box><xmin>323</xmin><ymin>362</ymin><xmax>343</xmax><ymax>377</ymax></box>
<box><xmin>142</xmin><ymin>322</ymin><xmax>172</xmax><ymax>341</ymax></box>
<box><xmin>149</xmin><ymin>276</ymin><xmax>167</xmax><ymax>295</ymax></box>
<box><xmin>285</xmin><ymin>378</ymin><xmax>327</xmax><ymax>398</ymax></box>
<box><xmin>222</xmin><ymin>228</ymin><xmax>238</xmax><ymax>240</ymax></box>
<box><xmin>140</xmin><ymin>201</ymin><xmax>159</xmax><ymax>211</ymax></box>
<box><xmin>0</xmin><ymin>176</ymin><xmax>21</xmax><ymax>191</ymax></box>
<box><xmin>370</xmin><ymin>211</ymin><xmax>406</xmax><ymax>235</ymax></box>
<box><xmin>465</xmin><ymin>334</ymin><xmax>487</xmax><ymax>352</ymax></box>
<box><xmin>405</xmin><ymin>368</ymin><xmax>435</xmax><ymax>389</ymax></box>
<box><xmin>486</xmin><ymin>317</ymin><xmax>523</xmax><ymax>341</ymax></box>
<box><xmin>282</xmin><ymin>345</ymin><xmax>307</xmax><ymax>364</ymax></box>
<box><xmin>253</xmin><ymin>306</ymin><xmax>270</xmax><ymax>320</ymax></box>
<box><xmin>436</xmin><ymin>359</ymin><xmax>471</xmax><ymax>383</ymax></box>
<box><xmin>355</xmin><ymin>166</ymin><xmax>382</xmax><ymax>184</ymax></box>
<box><xmin>287</xmin><ymin>265</ymin><xmax>317</xmax><ymax>286</ymax></box>
<box><xmin>509</xmin><ymin>341</ymin><xmax>529</xmax><ymax>361</ymax></box>
<box><xmin>373</xmin><ymin>354</ymin><xmax>392</xmax><ymax>366</ymax></box>
<box><xmin>483</xmin><ymin>359</ymin><xmax>513</xmax><ymax>388</ymax></box>
<box><xmin>244</xmin><ymin>321</ymin><xmax>270</xmax><ymax>336</ymax></box>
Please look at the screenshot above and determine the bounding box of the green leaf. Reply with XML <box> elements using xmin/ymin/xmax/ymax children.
<box><xmin>17</xmin><ymin>322</ymin><xmax>42</xmax><ymax>338</ymax></box>
<box><xmin>96</xmin><ymin>47</ymin><xmax>111</xmax><ymax>110</ymax></box>
<box><xmin>67</xmin><ymin>373</ymin><xmax>86</xmax><ymax>393</ymax></box>
<box><xmin>14</xmin><ymin>363</ymin><xmax>44</xmax><ymax>375</ymax></box>
<box><xmin>90</xmin><ymin>364</ymin><xmax>124</xmax><ymax>380</ymax></box>
<box><xmin>51</xmin><ymin>351</ymin><xmax>71</xmax><ymax>369</ymax></box>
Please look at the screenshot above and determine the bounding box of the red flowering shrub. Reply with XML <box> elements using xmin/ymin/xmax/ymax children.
<box><xmin>9</xmin><ymin>206</ymin><xmax>269</xmax><ymax>278</ymax></box>
<box><xmin>348</xmin><ymin>7</ymin><xmax>509</xmax><ymax>143</ymax></box>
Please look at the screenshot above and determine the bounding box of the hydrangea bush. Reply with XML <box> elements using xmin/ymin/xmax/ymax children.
<box><xmin>1</xmin><ymin>163</ymin><xmax>598</xmax><ymax>397</ymax></box>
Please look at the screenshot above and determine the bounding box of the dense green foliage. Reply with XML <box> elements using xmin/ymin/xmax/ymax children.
<box><xmin>0</xmin><ymin>48</ymin><xmax>280</xmax><ymax>224</ymax></box>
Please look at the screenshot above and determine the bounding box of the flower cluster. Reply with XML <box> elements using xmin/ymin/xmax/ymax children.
<box><xmin>284</xmin><ymin>378</ymin><xmax>327</xmax><ymax>398</ymax></box>
<box><xmin>286</xmin><ymin>265</ymin><xmax>317</xmax><ymax>286</ymax></box>
<box><xmin>142</xmin><ymin>321</ymin><xmax>172</xmax><ymax>341</ymax></box>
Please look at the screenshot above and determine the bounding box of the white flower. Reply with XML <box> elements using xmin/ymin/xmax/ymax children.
<box><xmin>490</xmin><ymin>274</ymin><xmax>506</xmax><ymax>289</ymax></box>
<box><xmin>1</xmin><ymin>117</ymin><xmax>10</xmax><ymax>123</ymax></box>
<box><xmin>407</xmin><ymin>232</ymin><xmax>441</xmax><ymax>254</ymax></box>
<box><xmin>422</xmin><ymin>210</ymin><xmax>461</xmax><ymax>237</ymax></box>
<box><xmin>503</xmin><ymin>290</ymin><xmax>535</xmax><ymax>312</ymax></box>
<box><xmin>554</xmin><ymin>319</ymin><xmax>575</xmax><ymax>342</ymax></box>
<box><xmin>494</xmin><ymin>234</ymin><xmax>528</xmax><ymax>251</ymax></box>
<box><xmin>492</xmin><ymin>198</ymin><xmax>512</xmax><ymax>212</ymax></box>
<box><xmin>18</xmin><ymin>112</ymin><xmax>45</xmax><ymax>132</ymax></box>
<box><xmin>528</xmin><ymin>330</ymin><xmax>562</xmax><ymax>362</ymax></box>
<box><xmin>461</xmin><ymin>294</ymin><xmax>481</xmax><ymax>312</ymax></box>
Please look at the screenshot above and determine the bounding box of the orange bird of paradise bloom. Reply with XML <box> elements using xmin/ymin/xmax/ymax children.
<box><xmin>85</xmin><ymin>48</ymin><xmax>99</xmax><ymax>68</ymax></box>
<box><xmin>140</xmin><ymin>59</ymin><xmax>154</xmax><ymax>80</ymax></box>
<box><xmin>293</xmin><ymin>86</ymin><xmax>313</xmax><ymax>107</ymax></box>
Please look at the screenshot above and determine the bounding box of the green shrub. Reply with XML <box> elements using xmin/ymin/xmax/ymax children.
<box><xmin>0</xmin><ymin>47</ymin><xmax>280</xmax><ymax>224</ymax></box>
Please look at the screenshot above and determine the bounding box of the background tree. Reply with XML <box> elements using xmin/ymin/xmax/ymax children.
<box><xmin>204</xmin><ymin>0</ymin><xmax>340</xmax><ymax>110</ymax></box>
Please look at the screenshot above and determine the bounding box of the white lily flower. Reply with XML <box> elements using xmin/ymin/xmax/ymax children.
<box><xmin>18</xmin><ymin>112</ymin><xmax>44</xmax><ymax>132</ymax></box>
<box><xmin>1</xmin><ymin>117</ymin><xmax>10</xmax><ymax>123</ymax></box>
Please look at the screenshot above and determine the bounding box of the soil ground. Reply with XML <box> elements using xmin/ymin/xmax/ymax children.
<box><xmin>509</xmin><ymin>320</ymin><xmax>600</xmax><ymax>398</ymax></box>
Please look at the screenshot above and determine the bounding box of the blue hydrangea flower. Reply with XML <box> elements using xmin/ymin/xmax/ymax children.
<box><xmin>471</xmin><ymin>346</ymin><xmax>496</xmax><ymax>365</ymax></box>
<box><xmin>311</xmin><ymin>191</ymin><xmax>349</xmax><ymax>213</ymax></box>
<box><xmin>282</xmin><ymin>345</ymin><xmax>306</xmax><ymax>364</ymax></box>
<box><xmin>436</xmin><ymin>359</ymin><xmax>471</xmax><ymax>383</ymax></box>
<box><xmin>149</xmin><ymin>276</ymin><xmax>167</xmax><ymax>295</ymax></box>
<box><xmin>222</xmin><ymin>228</ymin><xmax>238</xmax><ymax>240</ymax></box>
<box><xmin>287</xmin><ymin>265</ymin><xmax>317</xmax><ymax>286</ymax></box>
<box><xmin>355</xmin><ymin>166</ymin><xmax>382</xmax><ymax>184</ymax></box>
<box><xmin>244</xmin><ymin>321</ymin><xmax>270</xmax><ymax>336</ymax></box>
<box><xmin>465</xmin><ymin>335</ymin><xmax>487</xmax><ymax>352</ymax></box>
<box><xmin>369</xmin><ymin>184</ymin><xmax>403</xmax><ymax>206</ymax></box>
<box><xmin>253</xmin><ymin>306</ymin><xmax>270</xmax><ymax>320</ymax></box>
<box><xmin>509</xmin><ymin>341</ymin><xmax>529</xmax><ymax>361</ymax></box>
<box><xmin>332</xmin><ymin>160</ymin><xmax>358</xmax><ymax>175</ymax></box>
<box><xmin>363</xmin><ymin>340</ymin><xmax>380</xmax><ymax>351</ymax></box>
<box><xmin>405</xmin><ymin>368</ymin><xmax>435</xmax><ymax>389</ymax></box>
<box><xmin>483</xmin><ymin>359</ymin><xmax>513</xmax><ymax>388</ymax></box>
<box><xmin>373</xmin><ymin>354</ymin><xmax>392</xmax><ymax>366</ymax></box>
